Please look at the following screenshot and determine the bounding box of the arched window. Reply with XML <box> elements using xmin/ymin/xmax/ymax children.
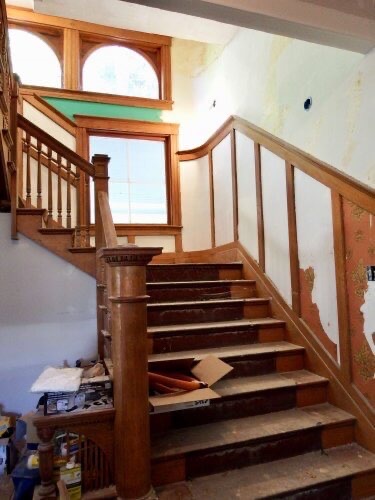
<box><xmin>8</xmin><ymin>29</ymin><xmax>62</xmax><ymax>88</ymax></box>
<box><xmin>82</xmin><ymin>45</ymin><xmax>159</xmax><ymax>99</ymax></box>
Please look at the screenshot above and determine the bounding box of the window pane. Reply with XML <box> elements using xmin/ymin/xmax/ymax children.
<box><xmin>83</xmin><ymin>45</ymin><xmax>159</xmax><ymax>98</ymax></box>
<box><xmin>9</xmin><ymin>29</ymin><xmax>62</xmax><ymax>88</ymax></box>
<box><xmin>89</xmin><ymin>135</ymin><xmax>167</xmax><ymax>224</ymax></box>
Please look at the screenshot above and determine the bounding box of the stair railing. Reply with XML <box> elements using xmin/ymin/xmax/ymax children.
<box><xmin>14</xmin><ymin>113</ymin><xmax>95</xmax><ymax>247</ymax></box>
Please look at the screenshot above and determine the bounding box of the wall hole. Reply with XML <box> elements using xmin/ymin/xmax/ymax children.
<box><xmin>304</xmin><ymin>97</ymin><xmax>312</xmax><ymax>110</ymax></box>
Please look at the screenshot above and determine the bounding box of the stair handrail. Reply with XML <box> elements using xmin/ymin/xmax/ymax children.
<box><xmin>17</xmin><ymin>113</ymin><xmax>95</xmax><ymax>177</ymax></box>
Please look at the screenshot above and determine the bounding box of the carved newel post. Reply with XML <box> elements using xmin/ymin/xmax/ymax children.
<box><xmin>35</xmin><ymin>425</ymin><xmax>56</xmax><ymax>498</ymax></box>
<box><xmin>99</xmin><ymin>246</ymin><xmax>162</xmax><ymax>500</ymax></box>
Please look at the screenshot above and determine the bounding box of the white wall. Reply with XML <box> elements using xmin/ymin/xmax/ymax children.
<box><xmin>180</xmin><ymin>156</ymin><xmax>212</xmax><ymax>252</ymax></box>
<box><xmin>212</xmin><ymin>135</ymin><xmax>234</xmax><ymax>246</ymax></box>
<box><xmin>235</xmin><ymin>131</ymin><xmax>258</xmax><ymax>261</ymax></box>
<box><xmin>183</xmin><ymin>28</ymin><xmax>374</xmax><ymax>187</ymax></box>
<box><xmin>261</xmin><ymin>148</ymin><xmax>292</xmax><ymax>306</ymax></box>
<box><xmin>0</xmin><ymin>214</ymin><xmax>96</xmax><ymax>415</ymax></box>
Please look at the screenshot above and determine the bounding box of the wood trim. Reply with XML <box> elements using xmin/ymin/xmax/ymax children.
<box><xmin>74</xmin><ymin>115</ymin><xmax>179</xmax><ymax>135</ymax></box>
<box><xmin>160</xmin><ymin>45</ymin><xmax>172</xmax><ymax>102</ymax></box>
<box><xmin>178</xmin><ymin>116</ymin><xmax>375</xmax><ymax>214</ymax></box>
<box><xmin>91</xmin><ymin>224</ymin><xmax>182</xmax><ymax>236</ymax></box>
<box><xmin>208</xmin><ymin>149</ymin><xmax>216</xmax><ymax>248</ymax></box>
<box><xmin>169</xmin><ymin>133</ymin><xmax>181</xmax><ymax>226</ymax></box>
<box><xmin>20</xmin><ymin>85</ymin><xmax>173</xmax><ymax>110</ymax></box>
<box><xmin>98</xmin><ymin>191</ymin><xmax>117</xmax><ymax>247</ymax></box>
<box><xmin>285</xmin><ymin>161</ymin><xmax>301</xmax><ymax>316</ymax></box>
<box><xmin>17</xmin><ymin>114</ymin><xmax>94</xmax><ymax>176</ymax></box>
<box><xmin>63</xmin><ymin>28</ymin><xmax>80</xmax><ymax>90</ymax></box>
<box><xmin>22</xmin><ymin>94</ymin><xmax>77</xmax><ymax>135</ymax></box>
<box><xmin>6</xmin><ymin>7</ymin><xmax>171</xmax><ymax>46</ymax></box>
<box><xmin>230</xmin><ymin>129</ymin><xmax>239</xmax><ymax>241</ymax></box>
<box><xmin>331</xmin><ymin>191</ymin><xmax>352</xmax><ymax>385</ymax></box>
<box><xmin>254</xmin><ymin>142</ymin><xmax>265</xmax><ymax>271</ymax></box>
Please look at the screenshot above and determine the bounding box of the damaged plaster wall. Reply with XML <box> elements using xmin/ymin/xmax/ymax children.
<box><xmin>0</xmin><ymin>214</ymin><xmax>96</xmax><ymax>415</ymax></box>
<box><xmin>183</xmin><ymin>27</ymin><xmax>375</xmax><ymax>187</ymax></box>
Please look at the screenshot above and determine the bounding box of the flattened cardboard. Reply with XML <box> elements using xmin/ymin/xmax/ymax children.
<box><xmin>149</xmin><ymin>355</ymin><xmax>233</xmax><ymax>413</ymax></box>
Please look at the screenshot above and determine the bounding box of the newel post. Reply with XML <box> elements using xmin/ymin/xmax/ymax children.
<box><xmin>99</xmin><ymin>246</ymin><xmax>162</xmax><ymax>500</ymax></box>
<box><xmin>93</xmin><ymin>154</ymin><xmax>110</xmax><ymax>359</ymax></box>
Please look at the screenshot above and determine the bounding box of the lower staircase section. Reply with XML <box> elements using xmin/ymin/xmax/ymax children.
<box><xmin>145</xmin><ymin>262</ymin><xmax>375</xmax><ymax>499</ymax></box>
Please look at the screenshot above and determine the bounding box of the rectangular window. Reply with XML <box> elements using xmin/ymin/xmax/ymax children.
<box><xmin>89</xmin><ymin>135</ymin><xmax>168</xmax><ymax>224</ymax></box>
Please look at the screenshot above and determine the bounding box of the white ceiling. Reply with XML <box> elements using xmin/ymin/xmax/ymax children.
<box><xmin>28</xmin><ymin>0</ymin><xmax>238</xmax><ymax>45</ymax></box>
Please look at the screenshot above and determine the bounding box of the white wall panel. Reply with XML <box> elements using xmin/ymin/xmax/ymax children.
<box><xmin>23</xmin><ymin>101</ymin><xmax>76</xmax><ymax>151</ymax></box>
<box><xmin>212</xmin><ymin>135</ymin><xmax>233</xmax><ymax>246</ymax></box>
<box><xmin>295</xmin><ymin>170</ymin><xmax>339</xmax><ymax>352</ymax></box>
<box><xmin>235</xmin><ymin>131</ymin><xmax>258</xmax><ymax>261</ymax></box>
<box><xmin>180</xmin><ymin>156</ymin><xmax>211</xmax><ymax>251</ymax></box>
<box><xmin>135</xmin><ymin>235</ymin><xmax>175</xmax><ymax>253</ymax></box>
<box><xmin>261</xmin><ymin>147</ymin><xmax>292</xmax><ymax>305</ymax></box>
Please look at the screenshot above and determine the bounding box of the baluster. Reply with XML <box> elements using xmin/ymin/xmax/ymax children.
<box><xmin>25</xmin><ymin>132</ymin><xmax>31</xmax><ymax>208</ymax></box>
<box><xmin>47</xmin><ymin>148</ymin><xmax>53</xmax><ymax>225</ymax></box>
<box><xmin>36</xmin><ymin>426</ymin><xmax>56</xmax><ymax>498</ymax></box>
<box><xmin>57</xmin><ymin>154</ymin><xmax>62</xmax><ymax>226</ymax></box>
<box><xmin>85</xmin><ymin>172</ymin><xmax>91</xmax><ymax>247</ymax></box>
<box><xmin>75</xmin><ymin>168</ymin><xmax>81</xmax><ymax>247</ymax></box>
<box><xmin>66</xmin><ymin>160</ymin><xmax>72</xmax><ymax>228</ymax></box>
<box><xmin>36</xmin><ymin>139</ymin><xmax>42</xmax><ymax>208</ymax></box>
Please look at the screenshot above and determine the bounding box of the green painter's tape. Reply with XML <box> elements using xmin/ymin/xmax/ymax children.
<box><xmin>42</xmin><ymin>97</ymin><xmax>162</xmax><ymax>122</ymax></box>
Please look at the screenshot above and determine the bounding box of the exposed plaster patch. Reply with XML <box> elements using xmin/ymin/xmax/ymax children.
<box><xmin>172</xmin><ymin>39</ymin><xmax>224</xmax><ymax>78</ymax></box>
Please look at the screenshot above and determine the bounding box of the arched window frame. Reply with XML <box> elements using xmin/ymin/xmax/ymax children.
<box><xmin>81</xmin><ymin>42</ymin><xmax>160</xmax><ymax>99</ymax></box>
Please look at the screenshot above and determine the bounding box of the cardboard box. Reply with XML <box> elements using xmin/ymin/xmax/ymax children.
<box><xmin>149</xmin><ymin>355</ymin><xmax>233</xmax><ymax>414</ymax></box>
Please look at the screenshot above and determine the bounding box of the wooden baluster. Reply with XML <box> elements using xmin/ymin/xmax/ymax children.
<box><xmin>85</xmin><ymin>172</ymin><xmax>91</xmax><ymax>247</ymax></box>
<box><xmin>66</xmin><ymin>160</ymin><xmax>72</xmax><ymax>228</ymax></box>
<box><xmin>36</xmin><ymin>426</ymin><xmax>56</xmax><ymax>498</ymax></box>
<box><xmin>10</xmin><ymin>75</ymin><xmax>20</xmax><ymax>240</ymax></box>
<box><xmin>56</xmin><ymin>154</ymin><xmax>62</xmax><ymax>226</ymax></box>
<box><xmin>75</xmin><ymin>168</ymin><xmax>81</xmax><ymax>247</ymax></box>
<box><xmin>36</xmin><ymin>139</ymin><xmax>42</xmax><ymax>208</ymax></box>
<box><xmin>47</xmin><ymin>148</ymin><xmax>53</xmax><ymax>226</ymax></box>
<box><xmin>25</xmin><ymin>132</ymin><xmax>31</xmax><ymax>208</ymax></box>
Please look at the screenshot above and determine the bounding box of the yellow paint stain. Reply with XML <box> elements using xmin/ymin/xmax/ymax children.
<box><xmin>342</xmin><ymin>71</ymin><xmax>363</xmax><ymax>169</ymax></box>
<box><xmin>261</xmin><ymin>36</ymin><xmax>293</xmax><ymax>134</ymax></box>
<box><xmin>172</xmin><ymin>39</ymin><xmax>224</xmax><ymax>77</ymax></box>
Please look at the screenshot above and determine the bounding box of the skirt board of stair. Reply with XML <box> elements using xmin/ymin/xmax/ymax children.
<box><xmin>156</xmin><ymin>443</ymin><xmax>375</xmax><ymax>499</ymax></box>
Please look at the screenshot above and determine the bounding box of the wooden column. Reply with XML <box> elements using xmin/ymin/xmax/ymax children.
<box><xmin>93</xmin><ymin>154</ymin><xmax>110</xmax><ymax>358</ymax></box>
<box><xmin>35</xmin><ymin>426</ymin><xmax>56</xmax><ymax>498</ymax></box>
<box><xmin>63</xmin><ymin>28</ymin><xmax>80</xmax><ymax>90</ymax></box>
<box><xmin>99</xmin><ymin>246</ymin><xmax>162</xmax><ymax>500</ymax></box>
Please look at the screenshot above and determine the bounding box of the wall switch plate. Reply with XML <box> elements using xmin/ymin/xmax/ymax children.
<box><xmin>367</xmin><ymin>266</ymin><xmax>375</xmax><ymax>281</ymax></box>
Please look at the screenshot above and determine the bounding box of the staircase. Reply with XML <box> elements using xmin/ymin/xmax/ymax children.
<box><xmin>143</xmin><ymin>262</ymin><xmax>375</xmax><ymax>499</ymax></box>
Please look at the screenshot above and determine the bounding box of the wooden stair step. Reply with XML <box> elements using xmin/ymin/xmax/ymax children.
<box><xmin>150</xmin><ymin>370</ymin><xmax>328</xmax><ymax>431</ymax></box>
<box><xmin>147</xmin><ymin>279</ymin><xmax>257</xmax><ymax>302</ymax></box>
<box><xmin>148</xmin><ymin>318</ymin><xmax>286</xmax><ymax>353</ymax></box>
<box><xmin>158</xmin><ymin>444</ymin><xmax>375</xmax><ymax>499</ymax></box>
<box><xmin>146</xmin><ymin>263</ymin><xmax>243</xmax><ymax>283</ymax></box>
<box><xmin>147</xmin><ymin>298</ymin><xmax>270</xmax><ymax>327</ymax></box>
<box><xmin>151</xmin><ymin>404</ymin><xmax>355</xmax><ymax>485</ymax></box>
<box><xmin>148</xmin><ymin>341</ymin><xmax>305</xmax><ymax>377</ymax></box>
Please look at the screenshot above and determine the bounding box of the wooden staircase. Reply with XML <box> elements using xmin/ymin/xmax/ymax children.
<box><xmin>139</xmin><ymin>262</ymin><xmax>375</xmax><ymax>499</ymax></box>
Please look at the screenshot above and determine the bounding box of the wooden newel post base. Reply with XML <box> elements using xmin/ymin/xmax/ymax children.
<box><xmin>36</xmin><ymin>426</ymin><xmax>56</xmax><ymax>498</ymax></box>
<box><xmin>99</xmin><ymin>246</ymin><xmax>162</xmax><ymax>500</ymax></box>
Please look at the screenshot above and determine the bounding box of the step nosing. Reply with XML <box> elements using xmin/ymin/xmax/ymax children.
<box><xmin>148</xmin><ymin>318</ymin><xmax>284</xmax><ymax>334</ymax></box>
<box><xmin>147</xmin><ymin>279</ymin><xmax>256</xmax><ymax>287</ymax></box>
<box><xmin>148</xmin><ymin>298</ymin><xmax>269</xmax><ymax>308</ymax></box>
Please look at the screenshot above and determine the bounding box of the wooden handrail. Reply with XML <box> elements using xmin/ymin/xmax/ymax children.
<box><xmin>178</xmin><ymin>115</ymin><xmax>375</xmax><ymax>215</ymax></box>
<box><xmin>17</xmin><ymin>113</ymin><xmax>95</xmax><ymax>177</ymax></box>
<box><xmin>98</xmin><ymin>191</ymin><xmax>118</xmax><ymax>247</ymax></box>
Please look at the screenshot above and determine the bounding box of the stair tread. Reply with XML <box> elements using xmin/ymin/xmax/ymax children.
<box><xmin>151</xmin><ymin>403</ymin><xmax>354</xmax><ymax>460</ymax></box>
<box><xmin>214</xmin><ymin>370</ymin><xmax>327</xmax><ymax>397</ymax></box>
<box><xmin>147</xmin><ymin>279</ymin><xmax>255</xmax><ymax>287</ymax></box>
<box><xmin>148</xmin><ymin>341</ymin><xmax>304</xmax><ymax>363</ymax></box>
<box><xmin>162</xmin><ymin>444</ymin><xmax>375</xmax><ymax>500</ymax></box>
<box><xmin>148</xmin><ymin>262</ymin><xmax>243</xmax><ymax>268</ymax></box>
<box><xmin>148</xmin><ymin>317</ymin><xmax>284</xmax><ymax>334</ymax></box>
<box><xmin>148</xmin><ymin>297</ymin><xmax>268</xmax><ymax>308</ymax></box>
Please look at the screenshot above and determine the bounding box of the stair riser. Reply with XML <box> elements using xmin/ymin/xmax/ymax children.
<box><xmin>269</xmin><ymin>478</ymin><xmax>352</xmax><ymax>500</ymax></box>
<box><xmin>147</xmin><ymin>284</ymin><xmax>256</xmax><ymax>303</ymax></box>
<box><xmin>149</xmin><ymin>326</ymin><xmax>285</xmax><ymax>353</ymax></box>
<box><xmin>222</xmin><ymin>353</ymin><xmax>304</xmax><ymax>379</ymax></box>
<box><xmin>148</xmin><ymin>302</ymin><xmax>270</xmax><ymax>327</ymax></box>
<box><xmin>152</xmin><ymin>428</ymin><xmax>321</xmax><ymax>486</ymax></box>
<box><xmin>150</xmin><ymin>384</ymin><xmax>328</xmax><ymax>434</ymax></box>
<box><xmin>146</xmin><ymin>266</ymin><xmax>243</xmax><ymax>283</ymax></box>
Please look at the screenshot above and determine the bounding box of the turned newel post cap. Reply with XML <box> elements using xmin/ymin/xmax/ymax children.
<box><xmin>92</xmin><ymin>154</ymin><xmax>111</xmax><ymax>178</ymax></box>
<box><xmin>98</xmin><ymin>245</ymin><xmax>163</xmax><ymax>266</ymax></box>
